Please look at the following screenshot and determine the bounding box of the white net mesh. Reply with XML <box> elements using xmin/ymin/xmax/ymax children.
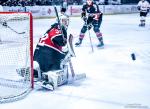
<box><xmin>0</xmin><ymin>12</ymin><xmax>33</xmax><ymax>103</ymax></box>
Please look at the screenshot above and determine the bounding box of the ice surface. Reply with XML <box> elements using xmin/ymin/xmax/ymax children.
<box><xmin>0</xmin><ymin>13</ymin><xmax>150</xmax><ymax>109</ymax></box>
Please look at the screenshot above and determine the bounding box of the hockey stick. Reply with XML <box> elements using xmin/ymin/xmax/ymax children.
<box><xmin>68</xmin><ymin>59</ymin><xmax>75</xmax><ymax>78</ymax></box>
<box><xmin>87</xmin><ymin>27</ymin><xmax>94</xmax><ymax>52</ymax></box>
<box><xmin>85</xmin><ymin>19</ymin><xmax>94</xmax><ymax>52</ymax></box>
<box><xmin>67</xmin><ymin>34</ymin><xmax>75</xmax><ymax>78</ymax></box>
<box><xmin>6</xmin><ymin>25</ymin><xmax>25</xmax><ymax>34</ymax></box>
<box><xmin>1</xmin><ymin>22</ymin><xmax>25</xmax><ymax>34</ymax></box>
<box><xmin>67</xmin><ymin>34</ymin><xmax>86</xmax><ymax>82</ymax></box>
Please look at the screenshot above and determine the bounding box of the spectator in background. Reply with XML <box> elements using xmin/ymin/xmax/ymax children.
<box><xmin>137</xmin><ymin>0</ymin><xmax>150</xmax><ymax>27</ymax></box>
<box><xmin>19</xmin><ymin>0</ymin><xmax>27</xmax><ymax>7</ymax></box>
<box><xmin>104</xmin><ymin>0</ymin><xmax>108</xmax><ymax>5</ymax></box>
<box><xmin>62</xmin><ymin>0</ymin><xmax>68</xmax><ymax>9</ymax></box>
<box><xmin>0</xmin><ymin>2</ymin><xmax>3</xmax><ymax>11</ymax></box>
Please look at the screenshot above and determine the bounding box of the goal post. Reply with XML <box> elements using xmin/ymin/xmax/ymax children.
<box><xmin>0</xmin><ymin>12</ymin><xmax>33</xmax><ymax>103</ymax></box>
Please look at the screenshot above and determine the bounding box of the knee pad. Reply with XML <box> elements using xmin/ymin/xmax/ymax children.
<box><xmin>93</xmin><ymin>27</ymin><xmax>100</xmax><ymax>33</ymax></box>
<box><xmin>81</xmin><ymin>26</ymin><xmax>87</xmax><ymax>33</ymax></box>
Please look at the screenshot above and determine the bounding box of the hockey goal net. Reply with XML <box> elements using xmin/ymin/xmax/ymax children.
<box><xmin>0</xmin><ymin>12</ymin><xmax>33</xmax><ymax>103</ymax></box>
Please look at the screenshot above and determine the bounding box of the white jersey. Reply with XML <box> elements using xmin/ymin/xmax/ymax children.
<box><xmin>0</xmin><ymin>5</ymin><xmax>3</xmax><ymax>12</ymax></box>
<box><xmin>137</xmin><ymin>0</ymin><xmax>150</xmax><ymax>12</ymax></box>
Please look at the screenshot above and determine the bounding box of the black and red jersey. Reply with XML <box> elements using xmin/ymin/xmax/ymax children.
<box><xmin>37</xmin><ymin>23</ymin><xmax>67</xmax><ymax>53</ymax></box>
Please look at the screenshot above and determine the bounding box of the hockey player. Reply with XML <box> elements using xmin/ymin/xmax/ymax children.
<box><xmin>137</xmin><ymin>0</ymin><xmax>150</xmax><ymax>27</ymax></box>
<box><xmin>33</xmin><ymin>23</ymin><xmax>67</xmax><ymax>73</ymax></box>
<box><xmin>33</xmin><ymin>22</ymin><xmax>69</xmax><ymax>89</ymax></box>
<box><xmin>75</xmin><ymin>0</ymin><xmax>104</xmax><ymax>47</ymax></box>
<box><xmin>32</xmin><ymin>9</ymin><xmax>71</xmax><ymax>89</ymax></box>
<box><xmin>16</xmin><ymin>7</ymin><xmax>72</xmax><ymax>90</ymax></box>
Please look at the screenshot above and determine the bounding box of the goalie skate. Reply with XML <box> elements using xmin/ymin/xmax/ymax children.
<box><xmin>35</xmin><ymin>81</ymin><xmax>54</xmax><ymax>90</ymax></box>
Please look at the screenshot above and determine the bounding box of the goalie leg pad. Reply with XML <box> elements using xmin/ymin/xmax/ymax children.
<box><xmin>42</xmin><ymin>65</ymin><xmax>68</xmax><ymax>89</ymax></box>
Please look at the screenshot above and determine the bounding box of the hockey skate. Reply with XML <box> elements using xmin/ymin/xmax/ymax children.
<box><xmin>75</xmin><ymin>40</ymin><xmax>82</xmax><ymax>46</ymax></box>
<box><xmin>97</xmin><ymin>42</ymin><xmax>104</xmax><ymax>48</ymax></box>
<box><xmin>97</xmin><ymin>37</ymin><xmax>104</xmax><ymax>48</ymax></box>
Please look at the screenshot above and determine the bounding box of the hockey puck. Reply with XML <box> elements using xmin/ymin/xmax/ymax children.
<box><xmin>131</xmin><ymin>53</ymin><xmax>136</xmax><ymax>60</ymax></box>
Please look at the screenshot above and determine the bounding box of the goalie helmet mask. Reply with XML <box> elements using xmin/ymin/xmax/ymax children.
<box><xmin>59</xmin><ymin>14</ymin><xmax>69</xmax><ymax>30</ymax></box>
<box><xmin>87</xmin><ymin>0</ymin><xmax>93</xmax><ymax>5</ymax></box>
<box><xmin>61</xmin><ymin>8</ymin><xmax>66</xmax><ymax>13</ymax></box>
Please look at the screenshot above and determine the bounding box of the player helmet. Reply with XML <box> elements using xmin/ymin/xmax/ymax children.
<box><xmin>87</xmin><ymin>0</ymin><xmax>93</xmax><ymax>5</ymax></box>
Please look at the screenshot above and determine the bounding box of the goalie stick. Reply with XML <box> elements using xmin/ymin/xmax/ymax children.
<box><xmin>67</xmin><ymin>34</ymin><xmax>86</xmax><ymax>82</ymax></box>
<box><xmin>67</xmin><ymin>34</ymin><xmax>75</xmax><ymax>78</ymax></box>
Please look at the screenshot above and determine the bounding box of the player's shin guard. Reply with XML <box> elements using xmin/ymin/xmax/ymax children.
<box><xmin>96</xmin><ymin>32</ymin><xmax>104</xmax><ymax>47</ymax></box>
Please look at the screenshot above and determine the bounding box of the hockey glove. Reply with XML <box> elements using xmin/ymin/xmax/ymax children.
<box><xmin>87</xmin><ymin>24</ymin><xmax>92</xmax><ymax>30</ymax></box>
<box><xmin>2</xmin><ymin>21</ymin><xmax>8</xmax><ymax>27</ymax></box>
<box><xmin>137</xmin><ymin>6</ymin><xmax>140</xmax><ymax>11</ymax></box>
<box><xmin>81</xmin><ymin>12</ymin><xmax>86</xmax><ymax>18</ymax></box>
